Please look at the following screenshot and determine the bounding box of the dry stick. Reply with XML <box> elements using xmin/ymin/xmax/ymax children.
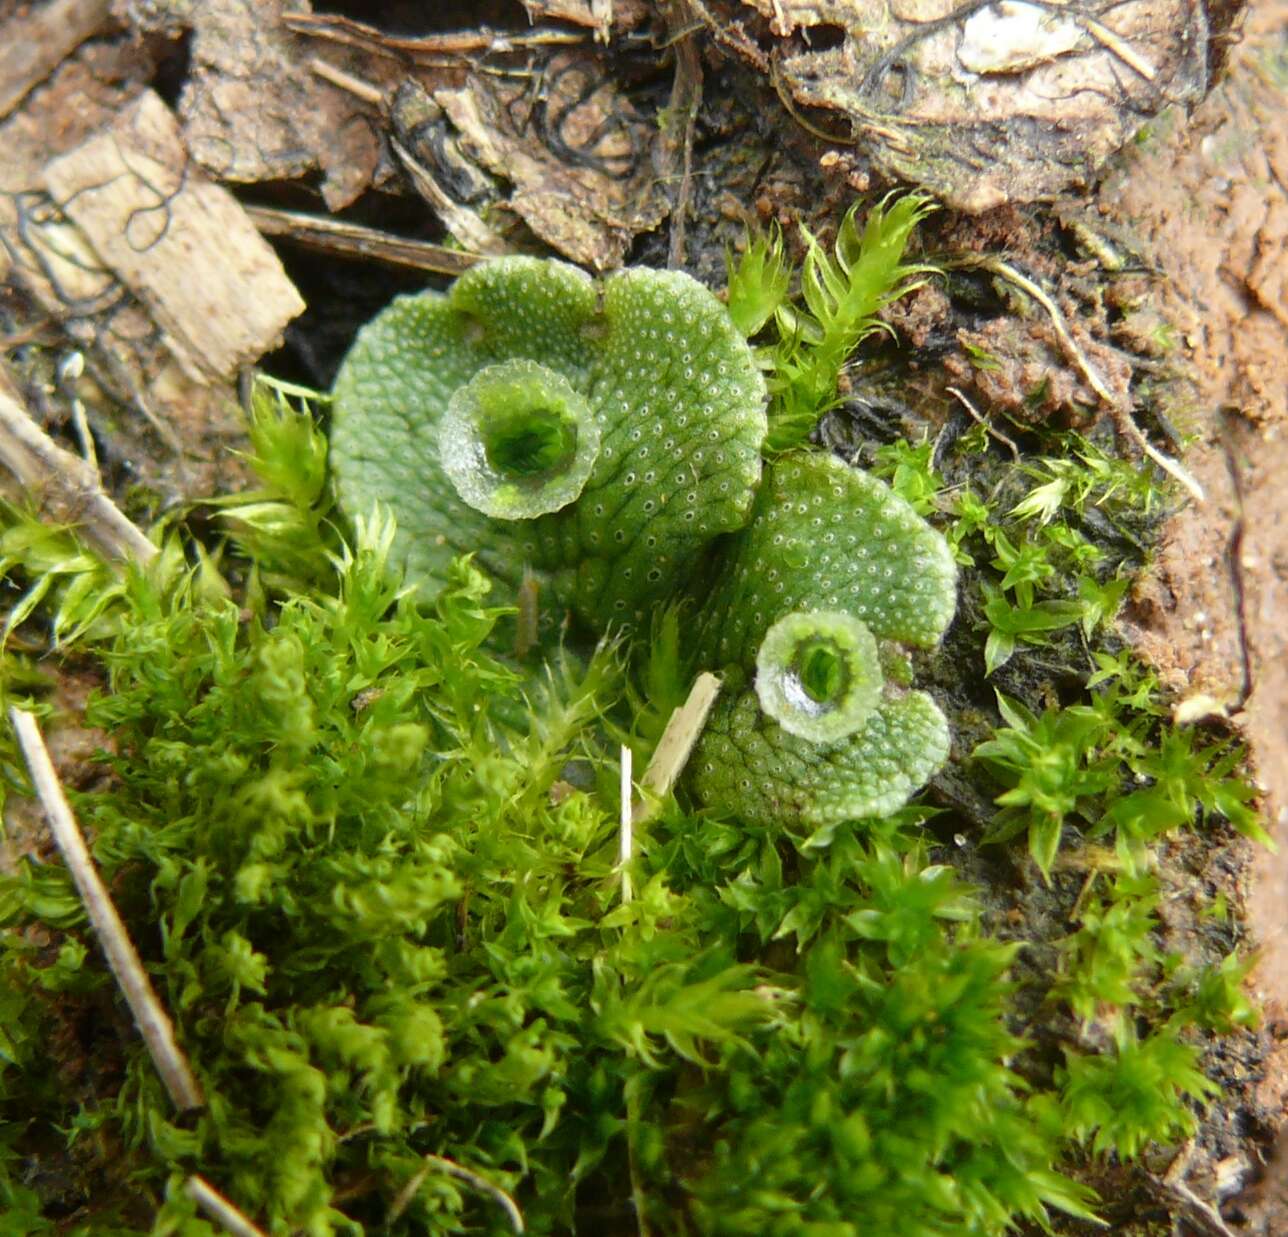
<box><xmin>977</xmin><ymin>257</ymin><xmax>1205</xmax><ymax>504</ymax></box>
<box><xmin>662</xmin><ymin>0</ymin><xmax>703</xmax><ymax>268</ymax></box>
<box><xmin>246</xmin><ymin>206</ymin><xmax>481</xmax><ymax>278</ymax></box>
<box><xmin>619</xmin><ymin>744</ymin><xmax>634</xmax><ymax>905</ymax></box>
<box><xmin>184</xmin><ymin>1176</ymin><xmax>267</xmax><ymax>1237</ymax></box>
<box><xmin>387</xmin><ymin>1154</ymin><xmax>524</xmax><ymax>1232</ymax></box>
<box><xmin>1082</xmin><ymin>17</ymin><xmax>1158</xmax><ymax>80</ymax></box>
<box><xmin>284</xmin><ymin>10</ymin><xmax>584</xmax><ymax>58</ymax></box>
<box><xmin>0</xmin><ymin>389</ymin><xmax>157</xmax><ymax>566</ymax></box>
<box><xmin>308</xmin><ymin>56</ymin><xmax>384</xmax><ymax>106</ymax></box>
<box><xmin>9</xmin><ymin>707</ymin><xmax>204</xmax><ymax>1111</ymax></box>
<box><xmin>631</xmin><ymin>672</ymin><xmax>722</xmax><ymax>827</ymax></box>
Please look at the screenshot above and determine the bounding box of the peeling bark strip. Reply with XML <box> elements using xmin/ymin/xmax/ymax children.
<box><xmin>0</xmin><ymin>0</ymin><xmax>112</xmax><ymax>121</ymax></box>
<box><xmin>43</xmin><ymin>90</ymin><xmax>304</xmax><ymax>384</ymax></box>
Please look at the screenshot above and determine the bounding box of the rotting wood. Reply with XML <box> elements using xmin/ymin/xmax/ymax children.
<box><xmin>43</xmin><ymin>90</ymin><xmax>305</xmax><ymax>385</ymax></box>
<box><xmin>0</xmin><ymin>0</ymin><xmax>112</xmax><ymax>121</ymax></box>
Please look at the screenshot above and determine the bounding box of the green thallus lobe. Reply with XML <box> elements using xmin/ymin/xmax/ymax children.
<box><xmin>330</xmin><ymin>256</ymin><xmax>958</xmax><ymax>825</ymax></box>
<box><xmin>331</xmin><ymin>256</ymin><xmax>766</xmax><ymax>629</ymax></box>
<box><xmin>688</xmin><ymin>450</ymin><xmax>957</xmax><ymax>828</ymax></box>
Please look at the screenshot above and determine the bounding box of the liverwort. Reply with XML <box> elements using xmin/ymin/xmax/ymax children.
<box><xmin>331</xmin><ymin>257</ymin><xmax>958</xmax><ymax>827</ymax></box>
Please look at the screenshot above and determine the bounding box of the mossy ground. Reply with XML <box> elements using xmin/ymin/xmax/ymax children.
<box><xmin>1</xmin><ymin>7</ymin><xmax>1283</xmax><ymax>1230</ymax></box>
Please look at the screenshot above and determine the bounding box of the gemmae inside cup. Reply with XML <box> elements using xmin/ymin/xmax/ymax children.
<box><xmin>754</xmin><ymin>609</ymin><xmax>883</xmax><ymax>743</ymax></box>
<box><xmin>439</xmin><ymin>358</ymin><xmax>600</xmax><ymax>520</ymax></box>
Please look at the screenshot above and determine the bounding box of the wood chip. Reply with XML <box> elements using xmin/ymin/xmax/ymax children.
<box><xmin>0</xmin><ymin>45</ymin><xmax>253</xmax><ymax>499</ymax></box>
<box><xmin>632</xmin><ymin>672</ymin><xmax>722</xmax><ymax>825</ymax></box>
<box><xmin>44</xmin><ymin>90</ymin><xmax>305</xmax><ymax>384</ymax></box>
<box><xmin>0</xmin><ymin>0</ymin><xmax>112</xmax><ymax>121</ymax></box>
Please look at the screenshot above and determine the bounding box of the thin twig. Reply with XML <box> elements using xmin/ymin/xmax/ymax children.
<box><xmin>307</xmin><ymin>56</ymin><xmax>384</xmax><ymax>106</ymax></box>
<box><xmin>246</xmin><ymin>206</ymin><xmax>481</xmax><ymax>278</ymax></box>
<box><xmin>284</xmin><ymin>11</ymin><xmax>583</xmax><ymax>59</ymax></box>
<box><xmin>9</xmin><ymin>707</ymin><xmax>203</xmax><ymax>1111</ymax></box>
<box><xmin>387</xmin><ymin>1154</ymin><xmax>524</xmax><ymax>1232</ymax></box>
<box><xmin>0</xmin><ymin>387</ymin><xmax>157</xmax><ymax>566</ymax></box>
<box><xmin>976</xmin><ymin>257</ymin><xmax>1204</xmax><ymax>503</ymax></box>
<box><xmin>632</xmin><ymin>672</ymin><xmax>721</xmax><ymax>826</ymax></box>
<box><xmin>1082</xmin><ymin>17</ymin><xmax>1157</xmax><ymax>80</ymax></box>
<box><xmin>662</xmin><ymin>1</ymin><xmax>703</xmax><ymax>269</ymax></box>
<box><xmin>184</xmin><ymin>1176</ymin><xmax>266</xmax><ymax>1237</ymax></box>
<box><xmin>946</xmin><ymin>385</ymin><xmax>1019</xmax><ymax>460</ymax></box>
<box><xmin>620</xmin><ymin>744</ymin><xmax>634</xmax><ymax>905</ymax></box>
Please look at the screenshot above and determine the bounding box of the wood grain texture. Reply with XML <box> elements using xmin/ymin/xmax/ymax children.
<box><xmin>44</xmin><ymin>89</ymin><xmax>304</xmax><ymax>383</ymax></box>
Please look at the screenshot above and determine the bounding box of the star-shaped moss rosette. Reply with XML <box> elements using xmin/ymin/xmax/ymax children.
<box><xmin>686</xmin><ymin>450</ymin><xmax>958</xmax><ymax>830</ymax></box>
<box><xmin>330</xmin><ymin>256</ymin><xmax>767</xmax><ymax>630</ymax></box>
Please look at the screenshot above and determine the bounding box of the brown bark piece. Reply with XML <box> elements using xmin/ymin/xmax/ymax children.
<box><xmin>179</xmin><ymin>0</ymin><xmax>386</xmax><ymax>212</ymax></box>
<box><xmin>434</xmin><ymin>51</ymin><xmax>667</xmax><ymax>270</ymax></box>
<box><xmin>0</xmin><ymin>40</ymin><xmax>143</xmax><ymax>299</ymax></box>
<box><xmin>44</xmin><ymin>90</ymin><xmax>305</xmax><ymax>384</ymax></box>
<box><xmin>0</xmin><ymin>0</ymin><xmax>112</xmax><ymax>121</ymax></box>
<box><xmin>0</xmin><ymin>45</ymin><xmax>258</xmax><ymax>498</ymax></box>
<box><xmin>741</xmin><ymin>0</ymin><xmax>1213</xmax><ymax>210</ymax></box>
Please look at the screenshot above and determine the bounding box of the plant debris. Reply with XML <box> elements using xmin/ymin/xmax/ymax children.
<box><xmin>740</xmin><ymin>0</ymin><xmax>1215</xmax><ymax>210</ymax></box>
